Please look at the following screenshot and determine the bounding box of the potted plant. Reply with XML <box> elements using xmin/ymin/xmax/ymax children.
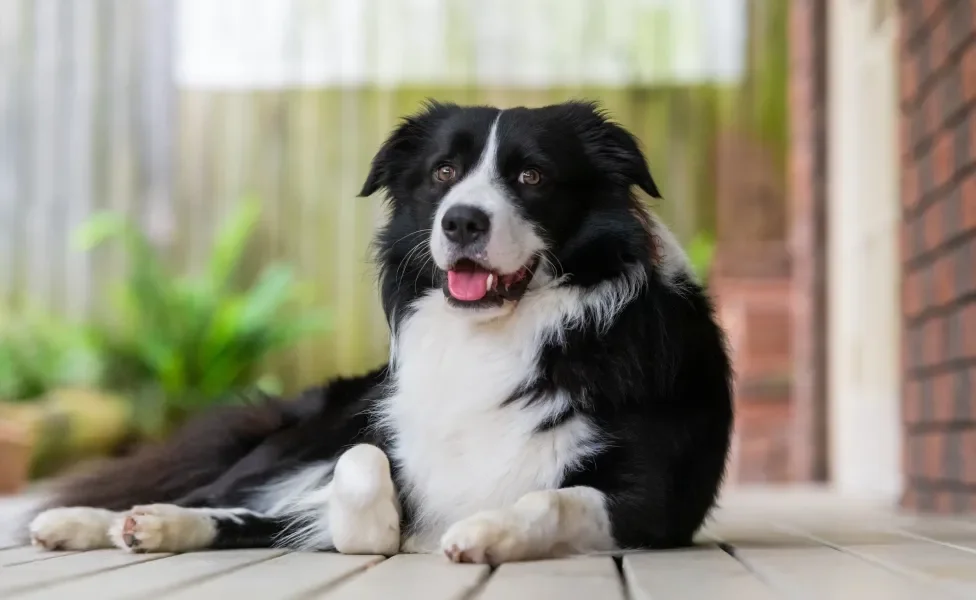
<box><xmin>0</xmin><ymin>309</ymin><xmax>119</xmax><ymax>490</ymax></box>
<box><xmin>0</xmin><ymin>417</ymin><xmax>31</xmax><ymax>494</ymax></box>
<box><xmin>76</xmin><ymin>199</ymin><xmax>331</xmax><ymax>439</ymax></box>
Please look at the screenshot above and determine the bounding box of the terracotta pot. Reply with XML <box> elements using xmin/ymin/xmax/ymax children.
<box><xmin>29</xmin><ymin>388</ymin><xmax>131</xmax><ymax>478</ymax></box>
<box><xmin>0</xmin><ymin>420</ymin><xmax>32</xmax><ymax>494</ymax></box>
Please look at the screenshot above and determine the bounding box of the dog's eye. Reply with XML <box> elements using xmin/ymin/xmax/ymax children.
<box><xmin>433</xmin><ymin>164</ymin><xmax>457</xmax><ymax>183</ymax></box>
<box><xmin>518</xmin><ymin>169</ymin><xmax>542</xmax><ymax>186</ymax></box>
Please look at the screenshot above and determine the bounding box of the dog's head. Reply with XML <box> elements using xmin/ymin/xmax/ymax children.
<box><xmin>361</xmin><ymin>101</ymin><xmax>659</xmax><ymax>319</ymax></box>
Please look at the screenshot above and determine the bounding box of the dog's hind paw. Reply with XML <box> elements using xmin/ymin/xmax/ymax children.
<box><xmin>111</xmin><ymin>504</ymin><xmax>215</xmax><ymax>553</ymax></box>
<box><xmin>29</xmin><ymin>507</ymin><xmax>116</xmax><ymax>551</ymax></box>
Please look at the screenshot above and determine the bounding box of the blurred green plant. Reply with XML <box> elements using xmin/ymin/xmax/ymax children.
<box><xmin>686</xmin><ymin>231</ymin><xmax>716</xmax><ymax>285</ymax></box>
<box><xmin>74</xmin><ymin>200</ymin><xmax>330</xmax><ymax>437</ymax></box>
<box><xmin>0</xmin><ymin>309</ymin><xmax>104</xmax><ymax>402</ymax></box>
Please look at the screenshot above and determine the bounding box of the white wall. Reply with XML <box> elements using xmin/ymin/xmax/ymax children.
<box><xmin>827</xmin><ymin>0</ymin><xmax>902</xmax><ymax>500</ymax></box>
<box><xmin>175</xmin><ymin>0</ymin><xmax>745</xmax><ymax>88</ymax></box>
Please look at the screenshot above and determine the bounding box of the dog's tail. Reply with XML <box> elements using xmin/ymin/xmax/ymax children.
<box><xmin>42</xmin><ymin>399</ymin><xmax>294</xmax><ymax>512</ymax></box>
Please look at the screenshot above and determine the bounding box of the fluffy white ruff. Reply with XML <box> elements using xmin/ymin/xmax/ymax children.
<box><xmin>379</xmin><ymin>255</ymin><xmax>647</xmax><ymax>553</ymax></box>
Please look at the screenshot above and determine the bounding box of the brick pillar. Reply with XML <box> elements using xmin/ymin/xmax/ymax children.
<box><xmin>711</xmin><ymin>130</ymin><xmax>793</xmax><ymax>483</ymax></box>
<box><xmin>788</xmin><ymin>0</ymin><xmax>829</xmax><ymax>482</ymax></box>
<box><xmin>899</xmin><ymin>0</ymin><xmax>976</xmax><ymax>512</ymax></box>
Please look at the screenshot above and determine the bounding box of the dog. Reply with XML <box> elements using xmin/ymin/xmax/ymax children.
<box><xmin>23</xmin><ymin>101</ymin><xmax>733</xmax><ymax>564</ymax></box>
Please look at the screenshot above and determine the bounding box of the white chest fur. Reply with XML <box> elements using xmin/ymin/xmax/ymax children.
<box><xmin>380</xmin><ymin>290</ymin><xmax>604</xmax><ymax>551</ymax></box>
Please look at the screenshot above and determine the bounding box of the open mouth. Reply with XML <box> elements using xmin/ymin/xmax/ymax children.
<box><xmin>443</xmin><ymin>257</ymin><xmax>539</xmax><ymax>307</ymax></box>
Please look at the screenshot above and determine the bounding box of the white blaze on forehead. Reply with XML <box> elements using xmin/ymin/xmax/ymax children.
<box><xmin>436</xmin><ymin>117</ymin><xmax>503</xmax><ymax>222</ymax></box>
<box><xmin>475</xmin><ymin>116</ymin><xmax>501</xmax><ymax>178</ymax></box>
<box><xmin>430</xmin><ymin>114</ymin><xmax>545</xmax><ymax>275</ymax></box>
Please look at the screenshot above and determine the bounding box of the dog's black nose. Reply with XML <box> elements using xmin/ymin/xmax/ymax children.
<box><xmin>441</xmin><ymin>205</ymin><xmax>490</xmax><ymax>246</ymax></box>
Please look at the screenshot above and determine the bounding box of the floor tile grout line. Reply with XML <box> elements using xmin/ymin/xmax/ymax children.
<box><xmin>5</xmin><ymin>553</ymin><xmax>175</xmax><ymax>599</ymax></box>
<box><xmin>139</xmin><ymin>550</ymin><xmax>290</xmax><ymax>600</ymax></box>
<box><xmin>771</xmin><ymin>522</ymin><xmax>969</xmax><ymax>600</ymax></box>
<box><xmin>456</xmin><ymin>563</ymin><xmax>494</xmax><ymax>600</ymax></box>
<box><xmin>293</xmin><ymin>555</ymin><xmax>388</xmax><ymax>600</ymax></box>
<box><xmin>613</xmin><ymin>554</ymin><xmax>633</xmax><ymax>600</ymax></box>
<box><xmin>3</xmin><ymin>550</ymin><xmax>81</xmax><ymax>567</ymax></box>
<box><xmin>887</xmin><ymin>527</ymin><xmax>976</xmax><ymax>557</ymax></box>
<box><xmin>703</xmin><ymin>527</ymin><xmax>802</xmax><ymax>600</ymax></box>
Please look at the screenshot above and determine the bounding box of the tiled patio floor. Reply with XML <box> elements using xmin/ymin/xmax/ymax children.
<box><xmin>2</xmin><ymin>487</ymin><xmax>975</xmax><ymax>599</ymax></box>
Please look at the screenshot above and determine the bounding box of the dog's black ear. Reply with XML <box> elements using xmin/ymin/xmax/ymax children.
<box><xmin>568</xmin><ymin>101</ymin><xmax>661</xmax><ymax>199</ymax></box>
<box><xmin>601</xmin><ymin>121</ymin><xmax>661</xmax><ymax>199</ymax></box>
<box><xmin>358</xmin><ymin>120</ymin><xmax>412</xmax><ymax>197</ymax></box>
<box><xmin>359</xmin><ymin>100</ymin><xmax>457</xmax><ymax>197</ymax></box>
<box><xmin>358</xmin><ymin>157</ymin><xmax>387</xmax><ymax>198</ymax></box>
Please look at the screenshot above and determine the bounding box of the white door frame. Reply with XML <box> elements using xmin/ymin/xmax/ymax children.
<box><xmin>827</xmin><ymin>0</ymin><xmax>902</xmax><ymax>500</ymax></box>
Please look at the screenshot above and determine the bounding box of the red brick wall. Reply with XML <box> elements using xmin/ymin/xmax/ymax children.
<box><xmin>900</xmin><ymin>0</ymin><xmax>976</xmax><ymax>512</ymax></box>
<box><xmin>715</xmin><ymin>0</ymin><xmax>831</xmax><ymax>485</ymax></box>
<box><xmin>788</xmin><ymin>0</ymin><xmax>829</xmax><ymax>483</ymax></box>
<box><xmin>710</xmin><ymin>128</ymin><xmax>793</xmax><ymax>484</ymax></box>
<box><xmin>713</xmin><ymin>277</ymin><xmax>793</xmax><ymax>483</ymax></box>
<box><xmin>712</xmin><ymin>1</ymin><xmax>834</xmax><ymax>485</ymax></box>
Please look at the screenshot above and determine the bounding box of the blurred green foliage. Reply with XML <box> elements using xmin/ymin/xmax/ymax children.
<box><xmin>686</xmin><ymin>231</ymin><xmax>716</xmax><ymax>285</ymax></box>
<box><xmin>0</xmin><ymin>309</ymin><xmax>104</xmax><ymax>402</ymax></box>
<box><xmin>73</xmin><ymin>199</ymin><xmax>331</xmax><ymax>437</ymax></box>
<box><xmin>746</xmin><ymin>0</ymin><xmax>789</xmax><ymax>164</ymax></box>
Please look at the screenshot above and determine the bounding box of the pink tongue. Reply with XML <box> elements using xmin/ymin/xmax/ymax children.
<box><xmin>447</xmin><ymin>269</ymin><xmax>489</xmax><ymax>301</ymax></box>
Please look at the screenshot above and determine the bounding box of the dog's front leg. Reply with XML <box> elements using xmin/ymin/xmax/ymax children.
<box><xmin>439</xmin><ymin>487</ymin><xmax>614</xmax><ymax>565</ymax></box>
<box><xmin>328</xmin><ymin>444</ymin><xmax>401</xmax><ymax>556</ymax></box>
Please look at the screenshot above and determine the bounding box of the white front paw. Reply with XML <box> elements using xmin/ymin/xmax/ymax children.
<box><xmin>330</xmin><ymin>444</ymin><xmax>401</xmax><ymax>556</ymax></box>
<box><xmin>29</xmin><ymin>508</ymin><xmax>115</xmax><ymax>551</ymax></box>
<box><xmin>331</xmin><ymin>501</ymin><xmax>400</xmax><ymax>556</ymax></box>
<box><xmin>110</xmin><ymin>504</ymin><xmax>215</xmax><ymax>553</ymax></box>
<box><xmin>440</xmin><ymin>511</ymin><xmax>532</xmax><ymax>565</ymax></box>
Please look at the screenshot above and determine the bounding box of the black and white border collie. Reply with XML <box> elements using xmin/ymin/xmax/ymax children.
<box><xmin>22</xmin><ymin>101</ymin><xmax>733</xmax><ymax>564</ymax></box>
